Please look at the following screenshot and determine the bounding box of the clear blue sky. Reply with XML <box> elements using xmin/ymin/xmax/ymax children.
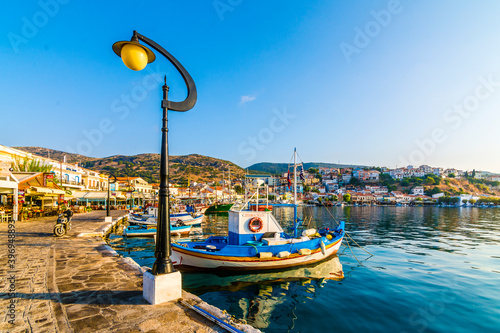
<box><xmin>2</xmin><ymin>1</ymin><xmax>500</xmax><ymax>173</ymax></box>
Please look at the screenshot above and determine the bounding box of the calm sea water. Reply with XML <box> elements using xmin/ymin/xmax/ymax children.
<box><xmin>108</xmin><ymin>207</ymin><xmax>500</xmax><ymax>333</ymax></box>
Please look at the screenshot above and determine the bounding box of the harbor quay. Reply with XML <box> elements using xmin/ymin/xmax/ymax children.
<box><xmin>0</xmin><ymin>210</ymin><xmax>260</xmax><ymax>333</ymax></box>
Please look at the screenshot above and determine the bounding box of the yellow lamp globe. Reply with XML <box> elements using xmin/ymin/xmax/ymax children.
<box><xmin>121</xmin><ymin>43</ymin><xmax>148</xmax><ymax>71</ymax></box>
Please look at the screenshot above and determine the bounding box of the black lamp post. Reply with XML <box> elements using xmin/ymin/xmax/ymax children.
<box><xmin>100</xmin><ymin>171</ymin><xmax>116</xmax><ymax>218</ymax></box>
<box><xmin>128</xmin><ymin>185</ymin><xmax>136</xmax><ymax>210</ymax></box>
<box><xmin>113</xmin><ymin>31</ymin><xmax>197</xmax><ymax>275</ymax></box>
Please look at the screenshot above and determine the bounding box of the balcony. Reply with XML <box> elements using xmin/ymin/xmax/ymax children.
<box><xmin>60</xmin><ymin>180</ymin><xmax>85</xmax><ymax>190</ymax></box>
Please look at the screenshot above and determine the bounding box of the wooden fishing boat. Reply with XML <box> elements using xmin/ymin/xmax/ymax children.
<box><xmin>123</xmin><ymin>224</ymin><xmax>192</xmax><ymax>237</ymax></box>
<box><xmin>129</xmin><ymin>213</ymin><xmax>203</xmax><ymax>226</ymax></box>
<box><xmin>171</xmin><ymin>148</ymin><xmax>345</xmax><ymax>271</ymax></box>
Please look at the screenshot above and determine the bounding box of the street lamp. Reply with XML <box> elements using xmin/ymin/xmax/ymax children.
<box><xmin>99</xmin><ymin>171</ymin><xmax>116</xmax><ymax>219</ymax></box>
<box><xmin>112</xmin><ymin>31</ymin><xmax>197</xmax><ymax>304</ymax></box>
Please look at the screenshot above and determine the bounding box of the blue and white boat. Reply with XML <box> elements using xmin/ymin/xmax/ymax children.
<box><xmin>171</xmin><ymin>148</ymin><xmax>345</xmax><ymax>271</ymax></box>
<box><xmin>123</xmin><ymin>223</ymin><xmax>192</xmax><ymax>237</ymax></box>
<box><xmin>129</xmin><ymin>209</ymin><xmax>204</xmax><ymax>226</ymax></box>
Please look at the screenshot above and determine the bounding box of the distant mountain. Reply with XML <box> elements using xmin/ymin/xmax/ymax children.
<box><xmin>14</xmin><ymin>147</ymin><xmax>246</xmax><ymax>185</ymax></box>
<box><xmin>247</xmin><ymin>162</ymin><xmax>367</xmax><ymax>175</ymax></box>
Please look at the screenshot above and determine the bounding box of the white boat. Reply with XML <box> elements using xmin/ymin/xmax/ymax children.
<box><xmin>129</xmin><ymin>212</ymin><xmax>204</xmax><ymax>226</ymax></box>
<box><xmin>123</xmin><ymin>224</ymin><xmax>192</xmax><ymax>237</ymax></box>
<box><xmin>171</xmin><ymin>148</ymin><xmax>345</xmax><ymax>271</ymax></box>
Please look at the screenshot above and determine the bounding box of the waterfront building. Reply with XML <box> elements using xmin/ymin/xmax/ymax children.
<box><xmin>411</xmin><ymin>186</ymin><xmax>425</xmax><ymax>195</ymax></box>
<box><xmin>115</xmin><ymin>177</ymin><xmax>154</xmax><ymax>193</ymax></box>
<box><xmin>0</xmin><ymin>161</ymin><xmax>18</xmax><ymax>221</ymax></box>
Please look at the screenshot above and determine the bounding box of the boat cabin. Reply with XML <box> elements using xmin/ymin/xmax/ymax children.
<box><xmin>228</xmin><ymin>209</ymin><xmax>284</xmax><ymax>246</ymax></box>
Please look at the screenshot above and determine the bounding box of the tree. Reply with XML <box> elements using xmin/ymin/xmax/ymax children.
<box><xmin>401</xmin><ymin>179</ymin><xmax>410</xmax><ymax>186</ymax></box>
<box><xmin>472</xmin><ymin>169</ymin><xmax>476</xmax><ymax>178</ymax></box>
<box><xmin>349</xmin><ymin>177</ymin><xmax>361</xmax><ymax>186</ymax></box>
<box><xmin>469</xmin><ymin>199</ymin><xmax>476</xmax><ymax>204</ymax></box>
<box><xmin>343</xmin><ymin>193</ymin><xmax>351</xmax><ymax>203</ymax></box>
<box><xmin>448</xmin><ymin>173</ymin><xmax>456</xmax><ymax>178</ymax></box>
<box><xmin>462</xmin><ymin>199</ymin><xmax>468</xmax><ymax>204</ymax></box>
<box><xmin>308</xmin><ymin>168</ymin><xmax>319</xmax><ymax>174</ymax></box>
<box><xmin>317</xmin><ymin>197</ymin><xmax>323</xmax><ymax>204</ymax></box>
<box><xmin>425</xmin><ymin>176</ymin><xmax>435</xmax><ymax>185</ymax></box>
<box><xmin>11</xmin><ymin>158</ymin><xmax>53</xmax><ymax>173</ymax></box>
<box><xmin>234</xmin><ymin>185</ymin><xmax>244</xmax><ymax>194</ymax></box>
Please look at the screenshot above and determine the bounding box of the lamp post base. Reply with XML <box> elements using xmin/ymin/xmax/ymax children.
<box><xmin>143</xmin><ymin>270</ymin><xmax>182</xmax><ymax>305</ymax></box>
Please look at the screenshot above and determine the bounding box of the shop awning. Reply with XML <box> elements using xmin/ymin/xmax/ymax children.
<box><xmin>28</xmin><ymin>187</ymin><xmax>66</xmax><ymax>195</ymax></box>
<box><xmin>72</xmin><ymin>191</ymin><xmax>88</xmax><ymax>199</ymax></box>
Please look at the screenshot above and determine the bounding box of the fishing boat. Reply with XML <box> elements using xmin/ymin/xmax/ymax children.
<box><xmin>129</xmin><ymin>213</ymin><xmax>204</xmax><ymax>226</ymax></box>
<box><xmin>129</xmin><ymin>206</ymin><xmax>204</xmax><ymax>226</ymax></box>
<box><xmin>123</xmin><ymin>223</ymin><xmax>192</xmax><ymax>237</ymax></box>
<box><xmin>205</xmin><ymin>168</ymin><xmax>234</xmax><ymax>214</ymax></box>
<box><xmin>171</xmin><ymin>148</ymin><xmax>345</xmax><ymax>271</ymax></box>
<box><xmin>205</xmin><ymin>203</ymin><xmax>234</xmax><ymax>214</ymax></box>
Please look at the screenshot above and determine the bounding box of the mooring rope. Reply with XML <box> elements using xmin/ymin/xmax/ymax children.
<box><xmin>344</xmin><ymin>237</ymin><xmax>363</xmax><ymax>265</ymax></box>
<box><xmin>319</xmin><ymin>203</ymin><xmax>374</xmax><ymax>256</ymax></box>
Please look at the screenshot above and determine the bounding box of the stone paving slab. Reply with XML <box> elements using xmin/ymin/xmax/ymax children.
<box><xmin>0</xmin><ymin>210</ymin><xmax>259</xmax><ymax>333</ymax></box>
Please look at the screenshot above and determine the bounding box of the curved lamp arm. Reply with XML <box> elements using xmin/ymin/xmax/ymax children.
<box><xmin>134</xmin><ymin>31</ymin><xmax>197</xmax><ymax>112</ymax></box>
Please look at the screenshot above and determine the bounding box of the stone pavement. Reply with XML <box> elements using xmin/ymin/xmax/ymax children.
<box><xmin>0</xmin><ymin>210</ymin><xmax>259</xmax><ymax>333</ymax></box>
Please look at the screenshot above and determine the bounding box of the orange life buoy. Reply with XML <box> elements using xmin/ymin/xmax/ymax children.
<box><xmin>248</xmin><ymin>217</ymin><xmax>263</xmax><ymax>232</ymax></box>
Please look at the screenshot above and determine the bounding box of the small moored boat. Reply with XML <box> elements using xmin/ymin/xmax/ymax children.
<box><xmin>171</xmin><ymin>148</ymin><xmax>345</xmax><ymax>271</ymax></box>
<box><xmin>123</xmin><ymin>223</ymin><xmax>192</xmax><ymax>237</ymax></box>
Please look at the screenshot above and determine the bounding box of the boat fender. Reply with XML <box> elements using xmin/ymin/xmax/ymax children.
<box><xmin>259</xmin><ymin>252</ymin><xmax>272</xmax><ymax>259</ymax></box>
<box><xmin>298</xmin><ymin>248</ymin><xmax>311</xmax><ymax>255</ymax></box>
<box><xmin>277</xmin><ymin>251</ymin><xmax>291</xmax><ymax>258</ymax></box>
<box><xmin>302</xmin><ymin>228</ymin><xmax>317</xmax><ymax>237</ymax></box>
<box><xmin>206</xmin><ymin>245</ymin><xmax>217</xmax><ymax>252</ymax></box>
<box><xmin>326</xmin><ymin>234</ymin><xmax>333</xmax><ymax>240</ymax></box>
<box><xmin>320</xmin><ymin>240</ymin><xmax>326</xmax><ymax>255</ymax></box>
<box><xmin>248</xmin><ymin>217</ymin><xmax>264</xmax><ymax>233</ymax></box>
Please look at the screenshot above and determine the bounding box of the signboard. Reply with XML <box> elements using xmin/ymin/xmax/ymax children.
<box><xmin>59</xmin><ymin>194</ymin><xmax>64</xmax><ymax>204</ymax></box>
<box><xmin>18</xmin><ymin>190</ymin><xmax>25</xmax><ymax>204</ymax></box>
<box><xmin>44</xmin><ymin>173</ymin><xmax>54</xmax><ymax>187</ymax></box>
<box><xmin>109</xmin><ymin>183</ymin><xmax>116</xmax><ymax>191</ymax></box>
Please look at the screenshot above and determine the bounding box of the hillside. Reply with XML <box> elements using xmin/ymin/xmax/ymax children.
<box><xmin>15</xmin><ymin>147</ymin><xmax>246</xmax><ymax>185</ymax></box>
<box><xmin>14</xmin><ymin>146</ymin><xmax>95</xmax><ymax>164</ymax></box>
<box><xmin>248</xmin><ymin>162</ymin><xmax>366</xmax><ymax>175</ymax></box>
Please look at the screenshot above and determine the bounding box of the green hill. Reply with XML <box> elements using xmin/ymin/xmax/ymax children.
<box><xmin>247</xmin><ymin>162</ymin><xmax>366</xmax><ymax>175</ymax></box>
<box><xmin>14</xmin><ymin>147</ymin><xmax>246</xmax><ymax>185</ymax></box>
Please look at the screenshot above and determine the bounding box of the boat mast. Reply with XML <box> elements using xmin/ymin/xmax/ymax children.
<box><xmin>228</xmin><ymin>167</ymin><xmax>231</xmax><ymax>202</ymax></box>
<box><xmin>244</xmin><ymin>171</ymin><xmax>247</xmax><ymax>204</ymax></box>
<box><xmin>293</xmin><ymin>147</ymin><xmax>298</xmax><ymax>237</ymax></box>
<box><xmin>293</xmin><ymin>147</ymin><xmax>297</xmax><ymax>205</ymax></box>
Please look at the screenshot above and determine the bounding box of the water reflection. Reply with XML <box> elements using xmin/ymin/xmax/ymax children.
<box><xmin>108</xmin><ymin>206</ymin><xmax>500</xmax><ymax>333</ymax></box>
<box><xmin>187</xmin><ymin>255</ymin><xmax>344</xmax><ymax>331</ymax></box>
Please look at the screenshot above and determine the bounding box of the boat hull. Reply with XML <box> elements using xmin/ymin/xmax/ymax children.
<box><xmin>123</xmin><ymin>225</ymin><xmax>192</xmax><ymax>237</ymax></box>
<box><xmin>129</xmin><ymin>214</ymin><xmax>203</xmax><ymax>226</ymax></box>
<box><xmin>205</xmin><ymin>204</ymin><xmax>233</xmax><ymax>214</ymax></box>
<box><xmin>171</xmin><ymin>237</ymin><xmax>343</xmax><ymax>270</ymax></box>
